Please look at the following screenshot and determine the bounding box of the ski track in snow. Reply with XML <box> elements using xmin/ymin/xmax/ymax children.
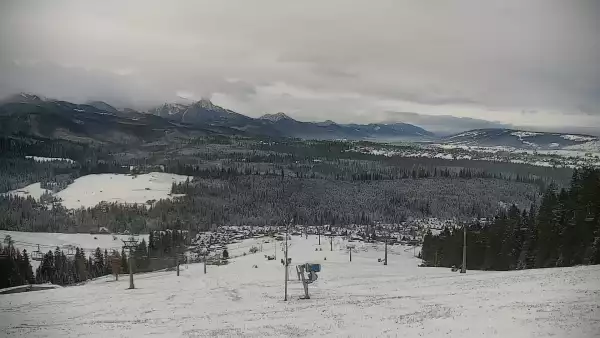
<box><xmin>0</xmin><ymin>236</ymin><xmax>599</xmax><ymax>337</ymax></box>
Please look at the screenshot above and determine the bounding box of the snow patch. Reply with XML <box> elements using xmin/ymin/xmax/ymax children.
<box><xmin>25</xmin><ymin>156</ymin><xmax>75</xmax><ymax>164</ymax></box>
<box><xmin>55</xmin><ymin>172</ymin><xmax>190</xmax><ymax>209</ymax></box>
<box><xmin>448</xmin><ymin>131</ymin><xmax>482</xmax><ymax>139</ymax></box>
<box><xmin>5</xmin><ymin>173</ymin><xmax>190</xmax><ymax>209</ymax></box>
<box><xmin>510</xmin><ymin>131</ymin><xmax>541</xmax><ymax>137</ymax></box>
<box><xmin>4</xmin><ymin>183</ymin><xmax>51</xmax><ymax>201</ymax></box>
<box><xmin>561</xmin><ymin>134</ymin><xmax>597</xmax><ymax>142</ymax></box>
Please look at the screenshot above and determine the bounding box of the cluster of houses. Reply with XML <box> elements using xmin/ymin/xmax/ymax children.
<box><xmin>181</xmin><ymin>216</ymin><xmax>492</xmax><ymax>261</ymax></box>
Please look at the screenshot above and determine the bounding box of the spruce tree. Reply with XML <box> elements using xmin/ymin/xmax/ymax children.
<box><xmin>20</xmin><ymin>249</ymin><xmax>35</xmax><ymax>284</ymax></box>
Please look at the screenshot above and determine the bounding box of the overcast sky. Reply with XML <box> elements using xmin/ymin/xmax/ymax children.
<box><xmin>1</xmin><ymin>0</ymin><xmax>599</xmax><ymax>134</ymax></box>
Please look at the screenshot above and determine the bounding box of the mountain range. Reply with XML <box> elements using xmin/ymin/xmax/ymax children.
<box><xmin>0</xmin><ymin>93</ymin><xmax>598</xmax><ymax>152</ymax></box>
<box><xmin>146</xmin><ymin>99</ymin><xmax>434</xmax><ymax>140</ymax></box>
<box><xmin>0</xmin><ymin>94</ymin><xmax>237</xmax><ymax>144</ymax></box>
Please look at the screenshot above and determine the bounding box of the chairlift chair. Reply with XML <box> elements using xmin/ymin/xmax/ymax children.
<box><xmin>32</xmin><ymin>245</ymin><xmax>43</xmax><ymax>261</ymax></box>
<box><xmin>585</xmin><ymin>205</ymin><xmax>594</xmax><ymax>222</ymax></box>
<box><xmin>63</xmin><ymin>245</ymin><xmax>76</xmax><ymax>257</ymax></box>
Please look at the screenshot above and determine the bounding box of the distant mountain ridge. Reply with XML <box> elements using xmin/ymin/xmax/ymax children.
<box><xmin>0</xmin><ymin>94</ymin><xmax>242</xmax><ymax>144</ymax></box>
<box><xmin>147</xmin><ymin>100</ymin><xmax>434</xmax><ymax>140</ymax></box>
<box><xmin>443</xmin><ymin>128</ymin><xmax>599</xmax><ymax>150</ymax></box>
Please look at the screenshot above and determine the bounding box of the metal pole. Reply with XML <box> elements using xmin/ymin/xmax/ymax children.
<box><xmin>349</xmin><ymin>248</ymin><xmax>352</xmax><ymax>262</ymax></box>
<box><xmin>461</xmin><ymin>225</ymin><xmax>467</xmax><ymax>273</ymax></box>
<box><xmin>384</xmin><ymin>238</ymin><xmax>388</xmax><ymax>265</ymax></box>
<box><xmin>318</xmin><ymin>228</ymin><xmax>321</xmax><ymax>245</ymax></box>
<box><xmin>176</xmin><ymin>255</ymin><xmax>180</xmax><ymax>276</ymax></box>
<box><xmin>128</xmin><ymin>252</ymin><xmax>134</xmax><ymax>289</ymax></box>
<box><xmin>300</xmin><ymin>266</ymin><xmax>310</xmax><ymax>299</ymax></box>
<box><xmin>204</xmin><ymin>254</ymin><xmax>207</xmax><ymax>274</ymax></box>
<box><xmin>284</xmin><ymin>221</ymin><xmax>289</xmax><ymax>301</ymax></box>
<box><xmin>330</xmin><ymin>235</ymin><xmax>333</xmax><ymax>251</ymax></box>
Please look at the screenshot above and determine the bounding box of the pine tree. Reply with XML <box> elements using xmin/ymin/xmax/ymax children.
<box><xmin>536</xmin><ymin>184</ymin><xmax>559</xmax><ymax>268</ymax></box>
<box><xmin>104</xmin><ymin>249</ymin><xmax>111</xmax><ymax>275</ymax></box>
<box><xmin>94</xmin><ymin>248</ymin><xmax>105</xmax><ymax>277</ymax></box>
<box><xmin>87</xmin><ymin>256</ymin><xmax>94</xmax><ymax>278</ymax></box>
<box><xmin>20</xmin><ymin>249</ymin><xmax>35</xmax><ymax>284</ymax></box>
<box><xmin>74</xmin><ymin>248</ymin><xmax>87</xmax><ymax>282</ymax></box>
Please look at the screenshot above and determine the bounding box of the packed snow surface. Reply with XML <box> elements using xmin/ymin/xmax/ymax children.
<box><xmin>5</xmin><ymin>172</ymin><xmax>190</xmax><ymax>209</ymax></box>
<box><xmin>1</xmin><ymin>235</ymin><xmax>598</xmax><ymax>337</ymax></box>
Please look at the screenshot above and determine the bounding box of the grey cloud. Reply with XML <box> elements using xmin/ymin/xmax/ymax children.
<box><xmin>0</xmin><ymin>0</ymin><xmax>598</xmax><ymax>130</ymax></box>
<box><xmin>384</xmin><ymin>111</ymin><xmax>513</xmax><ymax>136</ymax></box>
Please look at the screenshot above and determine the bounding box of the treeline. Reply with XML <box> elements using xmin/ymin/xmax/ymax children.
<box><xmin>131</xmin><ymin>230</ymin><xmax>188</xmax><ymax>273</ymax></box>
<box><xmin>35</xmin><ymin>247</ymin><xmax>119</xmax><ymax>285</ymax></box>
<box><xmin>164</xmin><ymin>160</ymin><xmax>550</xmax><ymax>190</ymax></box>
<box><xmin>0</xmin><ymin>172</ymin><xmax>539</xmax><ymax>233</ymax></box>
<box><xmin>0</xmin><ymin>157</ymin><xmax>78</xmax><ymax>193</ymax></box>
<box><xmin>168</xmin><ymin>176</ymin><xmax>538</xmax><ymax>229</ymax></box>
<box><xmin>421</xmin><ymin>168</ymin><xmax>600</xmax><ymax>270</ymax></box>
<box><xmin>1</xmin><ymin>230</ymin><xmax>188</xmax><ymax>288</ymax></box>
<box><xmin>0</xmin><ymin>243</ymin><xmax>35</xmax><ymax>288</ymax></box>
<box><xmin>0</xmin><ymin>136</ymin><xmax>100</xmax><ymax>162</ymax></box>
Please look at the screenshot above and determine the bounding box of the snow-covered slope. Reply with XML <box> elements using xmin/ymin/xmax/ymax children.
<box><xmin>259</xmin><ymin>112</ymin><xmax>295</xmax><ymax>122</ymax></box>
<box><xmin>147</xmin><ymin>103</ymin><xmax>190</xmax><ymax>118</ymax></box>
<box><xmin>1</xmin><ymin>235</ymin><xmax>598</xmax><ymax>337</ymax></box>
<box><xmin>564</xmin><ymin>140</ymin><xmax>600</xmax><ymax>152</ymax></box>
<box><xmin>444</xmin><ymin>128</ymin><xmax>599</xmax><ymax>150</ymax></box>
<box><xmin>5</xmin><ymin>172</ymin><xmax>190</xmax><ymax>209</ymax></box>
<box><xmin>5</xmin><ymin>183</ymin><xmax>51</xmax><ymax>201</ymax></box>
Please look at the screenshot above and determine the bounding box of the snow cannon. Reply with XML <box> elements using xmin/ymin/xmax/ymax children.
<box><xmin>306</xmin><ymin>263</ymin><xmax>321</xmax><ymax>273</ymax></box>
<box><xmin>297</xmin><ymin>263</ymin><xmax>322</xmax><ymax>299</ymax></box>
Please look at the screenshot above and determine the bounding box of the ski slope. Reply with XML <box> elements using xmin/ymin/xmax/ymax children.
<box><xmin>0</xmin><ymin>230</ymin><xmax>148</xmax><ymax>272</ymax></box>
<box><xmin>1</xmin><ymin>236</ymin><xmax>599</xmax><ymax>337</ymax></box>
<box><xmin>5</xmin><ymin>172</ymin><xmax>190</xmax><ymax>209</ymax></box>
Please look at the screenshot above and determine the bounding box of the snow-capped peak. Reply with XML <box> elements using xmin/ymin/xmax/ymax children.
<box><xmin>1</xmin><ymin>92</ymin><xmax>46</xmax><ymax>104</ymax></box>
<box><xmin>195</xmin><ymin>98</ymin><xmax>220</xmax><ymax>110</ymax></box>
<box><xmin>148</xmin><ymin>103</ymin><xmax>189</xmax><ymax>117</ymax></box>
<box><xmin>260</xmin><ymin>112</ymin><xmax>294</xmax><ymax>122</ymax></box>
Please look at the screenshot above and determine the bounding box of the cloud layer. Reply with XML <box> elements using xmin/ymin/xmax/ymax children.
<box><xmin>1</xmin><ymin>0</ymin><xmax>598</xmax><ymax>133</ymax></box>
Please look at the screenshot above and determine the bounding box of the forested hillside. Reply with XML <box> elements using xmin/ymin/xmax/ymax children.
<box><xmin>0</xmin><ymin>230</ymin><xmax>187</xmax><ymax>288</ymax></box>
<box><xmin>421</xmin><ymin>168</ymin><xmax>600</xmax><ymax>270</ymax></box>
<box><xmin>0</xmin><ymin>134</ymin><xmax>574</xmax><ymax>233</ymax></box>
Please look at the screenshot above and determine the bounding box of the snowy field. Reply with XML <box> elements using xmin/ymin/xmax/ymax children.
<box><xmin>0</xmin><ymin>230</ymin><xmax>148</xmax><ymax>271</ymax></box>
<box><xmin>1</xmin><ymin>235</ymin><xmax>599</xmax><ymax>337</ymax></box>
<box><xmin>4</xmin><ymin>183</ymin><xmax>51</xmax><ymax>201</ymax></box>
<box><xmin>5</xmin><ymin>172</ymin><xmax>190</xmax><ymax>209</ymax></box>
